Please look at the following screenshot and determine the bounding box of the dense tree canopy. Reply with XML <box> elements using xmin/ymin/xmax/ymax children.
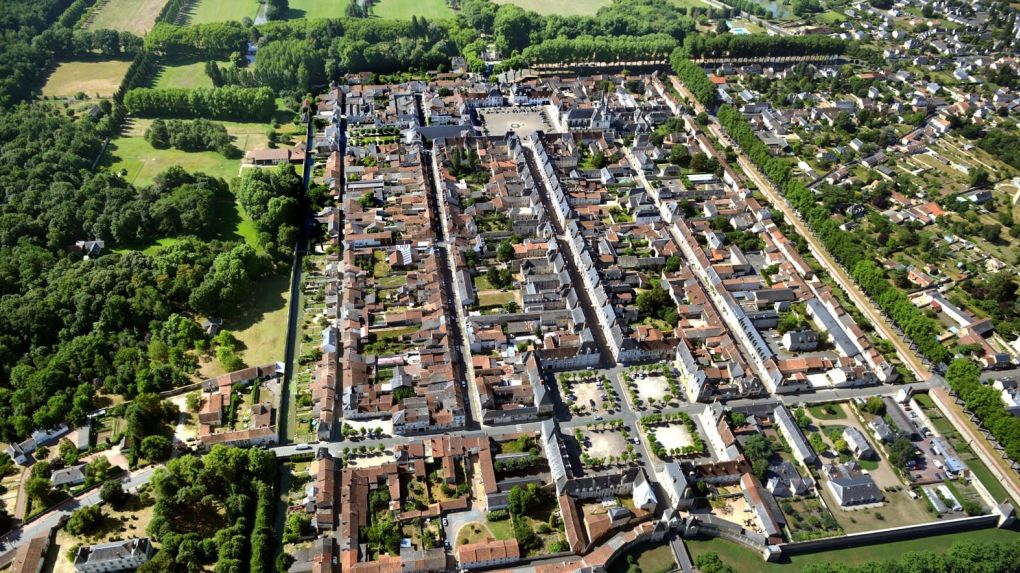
<box><xmin>143</xmin><ymin>447</ymin><xmax>276</xmax><ymax>572</ymax></box>
<box><xmin>124</xmin><ymin>87</ymin><xmax>277</xmax><ymax>121</ymax></box>
<box><xmin>0</xmin><ymin>105</ymin><xmax>275</xmax><ymax>442</ymax></box>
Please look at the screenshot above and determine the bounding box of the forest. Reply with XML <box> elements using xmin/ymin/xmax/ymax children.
<box><xmin>0</xmin><ymin>102</ymin><xmax>284</xmax><ymax>442</ymax></box>
<box><xmin>140</xmin><ymin>446</ymin><xmax>277</xmax><ymax>572</ymax></box>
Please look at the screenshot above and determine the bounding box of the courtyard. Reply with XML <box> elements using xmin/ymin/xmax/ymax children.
<box><xmin>478</xmin><ymin>107</ymin><xmax>555</xmax><ymax>136</ymax></box>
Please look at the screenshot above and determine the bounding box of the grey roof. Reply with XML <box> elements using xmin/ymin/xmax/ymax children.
<box><xmin>74</xmin><ymin>538</ymin><xmax>151</xmax><ymax>567</ymax></box>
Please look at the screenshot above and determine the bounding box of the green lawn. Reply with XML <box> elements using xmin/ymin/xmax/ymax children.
<box><xmin>186</xmin><ymin>0</ymin><xmax>259</xmax><ymax>23</ymax></box>
<box><xmin>473</xmin><ymin>274</ymin><xmax>495</xmax><ymax>291</ymax></box>
<box><xmin>492</xmin><ymin>0</ymin><xmax>607</xmax><ymax>16</ymax></box>
<box><xmin>478</xmin><ymin>291</ymin><xmax>516</xmax><ymax>307</ymax></box>
<box><xmin>608</xmin><ymin>543</ymin><xmax>677</xmax><ymax>573</ymax></box>
<box><xmin>88</xmin><ymin>0</ymin><xmax>168</xmax><ymax>34</ymax></box>
<box><xmin>41</xmin><ymin>60</ymin><xmax>132</xmax><ymax>98</ymax></box>
<box><xmin>373</xmin><ymin>0</ymin><xmax>457</xmax><ymax>19</ymax></box>
<box><xmin>155</xmin><ymin>61</ymin><xmax>221</xmax><ymax>90</ymax></box>
<box><xmin>669</xmin><ymin>0</ymin><xmax>711</xmax><ymax>8</ymax></box>
<box><xmin>107</xmin><ymin>136</ymin><xmax>240</xmax><ymax>186</ymax></box>
<box><xmin>228</xmin><ymin>272</ymin><xmax>291</xmax><ymax>367</ymax></box>
<box><xmin>686</xmin><ymin>527</ymin><xmax>1020</xmax><ymax>573</ymax></box>
<box><xmin>808</xmin><ymin>403</ymin><xmax>845</xmax><ymax>420</ymax></box>
<box><xmin>286</xmin><ymin>0</ymin><xmax>346</xmax><ymax>19</ymax></box>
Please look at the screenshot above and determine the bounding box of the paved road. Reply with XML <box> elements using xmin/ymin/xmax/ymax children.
<box><xmin>0</xmin><ymin>467</ymin><xmax>156</xmax><ymax>563</ymax></box>
<box><xmin>424</xmin><ymin>144</ymin><xmax>484</xmax><ymax>429</ymax></box>
<box><xmin>931</xmin><ymin>388</ymin><xmax>1020</xmax><ymax>507</ymax></box>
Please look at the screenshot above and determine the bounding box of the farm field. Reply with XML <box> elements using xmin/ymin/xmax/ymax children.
<box><xmin>372</xmin><ymin>0</ymin><xmax>457</xmax><ymax>19</ymax></box>
<box><xmin>186</xmin><ymin>0</ymin><xmax>259</xmax><ymax>24</ymax></box>
<box><xmin>686</xmin><ymin>526</ymin><xmax>1020</xmax><ymax>573</ymax></box>
<box><xmin>492</xmin><ymin>0</ymin><xmax>610</xmax><ymax>16</ymax></box>
<box><xmin>88</xmin><ymin>0</ymin><xmax>169</xmax><ymax>34</ymax></box>
<box><xmin>41</xmin><ymin>60</ymin><xmax>132</xmax><ymax>98</ymax></box>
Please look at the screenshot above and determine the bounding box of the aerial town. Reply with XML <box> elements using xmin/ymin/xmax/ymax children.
<box><xmin>0</xmin><ymin>1</ymin><xmax>1019</xmax><ymax>573</ymax></box>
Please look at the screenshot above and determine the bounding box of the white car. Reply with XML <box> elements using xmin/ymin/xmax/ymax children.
<box><xmin>295</xmin><ymin>443</ymin><xmax>312</xmax><ymax>451</ymax></box>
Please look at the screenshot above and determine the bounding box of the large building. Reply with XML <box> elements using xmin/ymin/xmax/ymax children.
<box><xmin>73</xmin><ymin>538</ymin><xmax>153</xmax><ymax>572</ymax></box>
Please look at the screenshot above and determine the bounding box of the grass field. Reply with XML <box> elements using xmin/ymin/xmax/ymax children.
<box><xmin>107</xmin><ymin>136</ymin><xmax>241</xmax><ymax>186</ymax></box>
<box><xmin>372</xmin><ymin>0</ymin><xmax>457</xmax><ymax>19</ymax></box>
<box><xmin>229</xmin><ymin>273</ymin><xmax>291</xmax><ymax>366</ymax></box>
<box><xmin>287</xmin><ymin>0</ymin><xmax>346</xmax><ymax>19</ymax></box>
<box><xmin>492</xmin><ymin>0</ymin><xmax>610</xmax><ymax>16</ymax></box>
<box><xmin>155</xmin><ymin>61</ymin><xmax>220</xmax><ymax>90</ymax></box>
<box><xmin>687</xmin><ymin>526</ymin><xmax>1020</xmax><ymax>573</ymax></box>
<box><xmin>88</xmin><ymin>0</ymin><xmax>169</xmax><ymax>34</ymax></box>
<box><xmin>108</xmin><ymin>119</ymin><xmax>281</xmax><ymax>186</ymax></box>
<box><xmin>41</xmin><ymin>60</ymin><xmax>132</xmax><ymax>98</ymax></box>
<box><xmin>186</xmin><ymin>0</ymin><xmax>259</xmax><ymax>23</ymax></box>
<box><xmin>608</xmin><ymin>543</ymin><xmax>677</xmax><ymax>573</ymax></box>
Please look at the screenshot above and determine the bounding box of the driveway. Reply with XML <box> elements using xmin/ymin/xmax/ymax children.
<box><xmin>445</xmin><ymin>507</ymin><xmax>484</xmax><ymax>546</ymax></box>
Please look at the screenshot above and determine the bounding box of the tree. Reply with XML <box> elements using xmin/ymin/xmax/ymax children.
<box><xmin>969</xmin><ymin>168</ymin><xmax>990</xmax><ymax>188</ymax></box>
<box><xmin>25</xmin><ymin>476</ymin><xmax>54</xmax><ymax>507</ymax></box>
<box><xmin>864</xmin><ymin>396</ymin><xmax>886</xmax><ymax>415</ymax></box>
<box><xmin>100</xmin><ymin>480</ymin><xmax>127</xmax><ymax>509</ymax></box>
<box><xmin>59</xmin><ymin>439</ymin><xmax>80</xmax><ymax>466</ymax></box>
<box><xmin>496</xmin><ymin>240</ymin><xmax>514</xmax><ymax>262</ymax></box>
<box><xmin>742</xmin><ymin>434</ymin><xmax>773</xmax><ymax>462</ymax></box>
<box><xmin>265</xmin><ymin>0</ymin><xmax>289</xmax><ymax>20</ymax></box>
<box><xmin>84</xmin><ymin>456</ymin><xmax>115</xmax><ymax>487</ymax></box>
<box><xmin>65</xmin><ymin>505</ymin><xmax>104</xmax><ymax>536</ymax></box>
<box><xmin>140</xmin><ymin>435</ymin><xmax>173</xmax><ymax>462</ymax></box>
<box><xmin>145</xmin><ymin>119</ymin><xmax>170</xmax><ymax>148</ymax></box>
<box><xmin>887</xmin><ymin>436</ymin><xmax>915</xmax><ymax>469</ymax></box>
<box><xmin>695</xmin><ymin>552</ymin><xmax>736</xmax><ymax>573</ymax></box>
<box><xmin>507</xmin><ymin>483</ymin><xmax>543</xmax><ymax>515</ymax></box>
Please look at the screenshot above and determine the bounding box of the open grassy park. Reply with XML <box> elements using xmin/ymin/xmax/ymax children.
<box><xmin>41</xmin><ymin>60</ymin><xmax>132</xmax><ymax>98</ymax></box>
<box><xmin>87</xmin><ymin>0</ymin><xmax>169</xmax><ymax>34</ymax></box>
<box><xmin>287</xmin><ymin>0</ymin><xmax>347</xmax><ymax>19</ymax></box>
<box><xmin>155</xmin><ymin>61</ymin><xmax>221</xmax><ymax>90</ymax></box>
<box><xmin>372</xmin><ymin>0</ymin><xmax>457</xmax><ymax>19</ymax></box>
<box><xmin>185</xmin><ymin>0</ymin><xmax>260</xmax><ymax>24</ymax></box>
<box><xmin>494</xmin><ymin>0</ymin><xmax>707</xmax><ymax>16</ymax></box>
<box><xmin>686</xmin><ymin>527</ymin><xmax>1020</xmax><ymax>573</ymax></box>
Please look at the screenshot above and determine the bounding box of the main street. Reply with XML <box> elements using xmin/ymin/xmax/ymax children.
<box><xmin>668</xmin><ymin>74</ymin><xmax>935</xmax><ymax>383</ymax></box>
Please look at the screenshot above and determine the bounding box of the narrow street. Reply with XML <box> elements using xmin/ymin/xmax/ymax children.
<box><xmin>422</xmin><ymin>144</ymin><xmax>481</xmax><ymax>430</ymax></box>
<box><xmin>520</xmin><ymin>138</ymin><xmax>616</xmax><ymax>368</ymax></box>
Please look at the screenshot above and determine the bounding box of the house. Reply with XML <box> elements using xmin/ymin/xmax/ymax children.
<box><xmin>11</xmin><ymin>534</ymin><xmax>49</xmax><ymax>573</ymax></box>
<box><xmin>782</xmin><ymin>330</ymin><xmax>819</xmax><ymax>352</ymax></box>
<box><xmin>773</xmin><ymin>405</ymin><xmax>816</xmax><ymax>465</ymax></box>
<box><xmin>50</xmin><ymin>465</ymin><xmax>86</xmax><ymax>488</ymax></box>
<box><xmin>245</xmin><ymin>148</ymin><xmax>306</xmax><ymax>166</ymax></box>
<box><xmin>457</xmin><ymin>539</ymin><xmax>521</xmax><ymax>569</ymax></box>
<box><xmin>824</xmin><ymin>462</ymin><xmax>883</xmax><ymax>507</ymax></box>
<box><xmin>869</xmin><ymin>418</ymin><xmax>895</xmax><ymax>443</ymax></box>
<box><xmin>73</xmin><ymin>538</ymin><xmax>153</xmax><ymax>572</ymax></box>
<box><xmin>842</xmin><ymin>426</ymin><xmax>875</xmax><ymax>459</ymax></box>
<box><xmin>766</xmin><ymin>461</ymin><xmax>813</xmax><ymax>497</ymax></box>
